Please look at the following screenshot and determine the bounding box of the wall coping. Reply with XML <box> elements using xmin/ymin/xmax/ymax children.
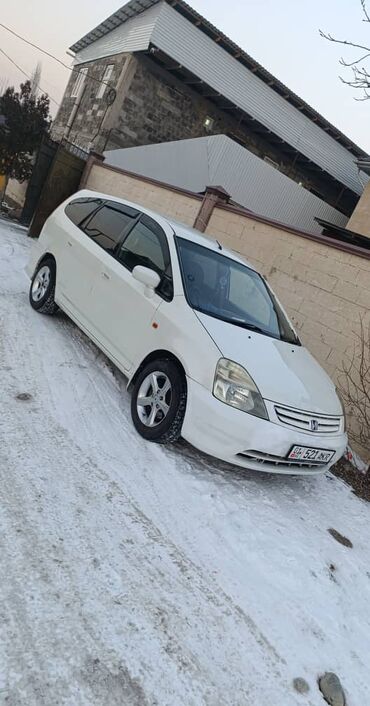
<box><xmin>92</xmin><ymin>159</ymin><xmax>204</xmax><ymax>202</ymax></box>
<box><xmin>214</xmin><ymin>201</ymin><xmax>370</xmax><ymax>261</ymax></box>
<box><xmin>88</xmin><ymin>158</ymin><xmax>370</xmax><ymax>262</ymax></box>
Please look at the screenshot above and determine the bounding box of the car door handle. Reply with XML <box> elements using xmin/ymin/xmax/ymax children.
<box><xmin>101</xmin><ymin>272</ymin><xmax>110</xmax><ymax>280</ymax></box>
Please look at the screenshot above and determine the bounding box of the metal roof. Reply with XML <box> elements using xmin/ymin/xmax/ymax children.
<box><xmin>316</xmin><ymin>217</ymin><xmax>370</xmax><ymax>251</ymax></box>
<box><xmin>104</xmin><ymin>135</ymin><xmax>349</xmax><ymax>234</ymax></box>
<box><xmin>70</xmin><ymin>0</ymin><xmax>367</xmax><ymax>159</ymax></box>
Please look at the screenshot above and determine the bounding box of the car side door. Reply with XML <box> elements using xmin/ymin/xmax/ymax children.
<box><xmin>56</xmin><ymin>196</ymin><xmax>103</xmax><ymax>320</ymax></box>
<box><xmin>90</xmin><ymin>213</ymin><xmax>173</xmax><ymax>373</ymax></box>
<box><xmin>59</xmin><ymin>198</ymin><xmax>139</xmax><ymax>332</ymax></box>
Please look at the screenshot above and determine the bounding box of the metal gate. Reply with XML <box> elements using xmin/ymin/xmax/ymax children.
<box><xmin>28</xmin><ymin>140</ymin><xmax>88</xmax><ymax>238</ymax></box>
<box><xmin>20</xmin><ymin>135</ymin><xmax>59</xmax><ymax>226</ymax></box>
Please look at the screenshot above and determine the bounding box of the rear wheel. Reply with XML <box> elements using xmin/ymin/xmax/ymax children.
<box><xmin>29</xmin><ymin>258</ymin><xmax>58</xmax><ymax>315</ymax></box>
<box><xmin>131</xmin><ymin>359</ymin><xmax>187</xmax><ymax>443</ymax></box>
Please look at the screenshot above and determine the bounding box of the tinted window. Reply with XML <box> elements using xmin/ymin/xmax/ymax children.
<box><xmin>118</xmin><ymin>215</ymin><xmax>173</xmax><ymax>300</ymax></box>
<box><xmin>176</xmin><ymin>237</ymin><xmax>299</xmax><ymax>344</ymax></box>
<box><xmin>65</xmin><ymin>197</ymin><xmax>102</xmax><ymax>226</ymax></box>
<box><xmin>117</xmin><ymin>216</ymin><xmax>167</xmax><ymax>272</ymax></box>
<box><xmin>84</xmin><ymin>202</ymin><xmax>139</xmax><ymax>253</ymax></box>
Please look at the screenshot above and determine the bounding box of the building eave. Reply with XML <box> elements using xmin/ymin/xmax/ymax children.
<box><xmin>357</xmin><ymin>159</ymin><xmax>370</xmax><ymax>176</ymax></box>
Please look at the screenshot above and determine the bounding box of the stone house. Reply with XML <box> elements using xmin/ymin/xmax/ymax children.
<box><xmin>52</xmin><ymin>0</ymin><xmax>368</xmax><ymax>224</ymax></box>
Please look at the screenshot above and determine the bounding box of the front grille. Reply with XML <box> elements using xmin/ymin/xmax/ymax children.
<box><xmin>275</xmin><ymin>405</ymin><xmax>341</xmax><ymax>434</ymax></box>
<box><xmin>237</xmin><ymin>450</ymin><xmax>327</xmax><ymax>469</ymax></box>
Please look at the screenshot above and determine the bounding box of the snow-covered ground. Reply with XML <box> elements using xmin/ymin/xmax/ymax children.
<box><xmin>0</xmin><ymin>217</ymin><xmax>369</xmax><ymax>706</ymax></box>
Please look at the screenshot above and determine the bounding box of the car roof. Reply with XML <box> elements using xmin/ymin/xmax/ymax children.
<box><xmin>167</xmin><ymin>219</ymin><xmax>255</xmax><ymax>269</ymax></box>
<box><xmin>75</xmin><ymin>189</ymin><xmax>257</xmax><ymax>271</ymax></box>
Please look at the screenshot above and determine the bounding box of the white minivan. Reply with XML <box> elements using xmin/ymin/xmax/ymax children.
<box><xmin>27</xmin><ymin>190</ymin><xmax>347</xmax><ymax>474</ymax></box>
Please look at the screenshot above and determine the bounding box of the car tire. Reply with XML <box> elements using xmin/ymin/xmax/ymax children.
<box><xmin>29</xmin><ymin>258</ymin><xmax>58</xmax><ymax>315</ymax></box>
<box><xmin>131</xmin><ymin>359</ymin><xmax>187</xmax><ymax>444</ymax></box>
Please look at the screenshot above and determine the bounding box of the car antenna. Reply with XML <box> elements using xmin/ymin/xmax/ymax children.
<box><xmin>216</xmin><ymin>240</ymin><xmax>223</xmax><ymax>250</ymax></box>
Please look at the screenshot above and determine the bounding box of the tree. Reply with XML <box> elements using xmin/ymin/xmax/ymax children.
<box><xmin>0</xmin><ymin>80</ymin><xmax>51</xmax><ymax>201</ymax></box>
<box><xmin>320</xmin><ymin>0</ymin><xmax>370</xmax><ymax>100</ymax></box>
<box><xmin>339</xmin><ymin>318</ymin><xmax>370</xmax><ymax>462</ymax></box>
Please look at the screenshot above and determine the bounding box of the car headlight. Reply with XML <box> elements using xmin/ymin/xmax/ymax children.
<box><xmin>213</xmin><ymin>358</ymin><xmax>268</xmax><ymax>420</ymax></box>
<box><xmin>336</xmin><ymin>387</ymin><xmax>347</xmax><ymax>432</ymax></box>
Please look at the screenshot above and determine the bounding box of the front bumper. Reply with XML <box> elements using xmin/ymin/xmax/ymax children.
<box><xmin>182</xmin><ymin>378</ymin><xmax>347</xmax><ymax>475</ymax></box>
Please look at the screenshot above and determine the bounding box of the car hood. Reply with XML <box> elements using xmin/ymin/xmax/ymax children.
<box><xmin>196</xmin><ymin>312</ymin><xmax>342</xmax><ymax>415</ymax></box>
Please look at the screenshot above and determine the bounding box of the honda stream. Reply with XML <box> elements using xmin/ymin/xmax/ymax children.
<box><xmin>27</xmin><ymin>191</ymin><xmax>347</xmax><ymax>474</ymax></box>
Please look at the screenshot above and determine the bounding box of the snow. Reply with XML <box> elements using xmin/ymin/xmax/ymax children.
<box><xmin>0</xmin><ymin>216</ymin><xmax>369</xmax><ymax>706</ymax></box>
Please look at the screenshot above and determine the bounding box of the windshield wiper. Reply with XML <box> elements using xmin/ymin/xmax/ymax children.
<box><xmin>228</xmin><ymin>318</ymin><xmax>274</xmax><ymax>336</ymax></box>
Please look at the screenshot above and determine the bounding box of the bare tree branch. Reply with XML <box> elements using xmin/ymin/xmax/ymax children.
<box><xmin>340</xmin><ymin>317</ymin><xmax>370</xmax><ymax>454</ymax></box>
<box><xmin>339</xmin><ymin>51</ymin><xmax>370</xmax><ymax>67</ymax></box>
<box><xmin>320</xmin><ymin>2</ymin><xmax>370</xmax><ymax>99</ymax></box>
<box><xmin>319</xmin><ymin>30</ymin><xmax>370</xmax><ymax>55</ymax></box>
<box><xmin>361</xmin><ymin>0</ymin><xmax>370</xmax><ymax>23</ymax></box>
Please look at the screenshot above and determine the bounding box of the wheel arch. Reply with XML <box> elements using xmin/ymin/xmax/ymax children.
<box><xmin>128</xmin><ymin>350</ymin><xmax>187</xmax><ymax>392</ymax></box>
<box><xmin>34</xmin><ymin>252</ymin><xmax>57</xmax><ymax>274</ymax></box>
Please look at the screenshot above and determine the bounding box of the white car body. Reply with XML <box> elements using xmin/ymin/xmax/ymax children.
<box><xmin>27</xmin><ymin>190</ymin><xmax>347</xmax><ymax>474</ymax></box>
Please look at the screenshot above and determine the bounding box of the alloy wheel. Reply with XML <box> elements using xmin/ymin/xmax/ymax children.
<box><xmin>31</xmin><ymin>265</ymin><xmax>51</xmax><ymax>302</ymax></box>
<box><xmin>136</xmin><ymin>371</ymin><xmax>172</xmax><ymax>427</ymax></box>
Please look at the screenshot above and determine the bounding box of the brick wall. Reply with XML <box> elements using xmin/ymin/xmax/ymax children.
<box><xmin>346</xmin><ymin>179</ymin><xmax>370</xmax><ymax>238</ymax></box>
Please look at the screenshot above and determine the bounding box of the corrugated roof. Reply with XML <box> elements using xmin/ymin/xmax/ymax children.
<box><xmin>104</xmin><ymin>135</ymin><xmax>348</xmax><ymax>233</ymax></box>
<box><xmin>70</xmin><ymin>0</ymin><xmax>367</xmax><ymax>159</ymax></box>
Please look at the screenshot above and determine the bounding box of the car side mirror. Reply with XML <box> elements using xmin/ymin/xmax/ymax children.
<box><xmin>132</xmin><ymin>265</ymin><xmax>161</xmax><ymax>298</ymax></box>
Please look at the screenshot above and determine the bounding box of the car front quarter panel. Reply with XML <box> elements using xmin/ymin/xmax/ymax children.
<box><xmin>129</xmin><ymin>296</ymin><xmax>221</xmax><ymax>390</ymax></box>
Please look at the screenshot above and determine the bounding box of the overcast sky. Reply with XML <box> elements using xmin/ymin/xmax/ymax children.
<box><xmin>1</xmin><ymin>0</ymin><xmax>370</xmax><ymax>151</ymax></box>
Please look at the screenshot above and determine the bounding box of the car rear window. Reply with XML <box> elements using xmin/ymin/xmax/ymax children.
<box><xmin>83</xmin><ymin>202</ymin><xmax>139</xmax><ymax>253</ymax></box>
<box><xmin>65</xmin><ymin>197</ymin><xmax>102</xmax><ymax>226</ymax></box>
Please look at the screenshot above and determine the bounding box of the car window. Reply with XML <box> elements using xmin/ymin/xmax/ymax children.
<box><xmin>229</xmin><ymin>268</ymin><xmax>272</xmax><ymax>327</ymax></box>
<box><xmin>117</xmin><ymin>216</ymin><xmax>166</xmax><ymax>272</ymax></box>
<box><xmin>83</xmin><ymin>201</ymin><xmax>139</xmax><ymax>253</ymax></box>
<box><xmin>176</xmin><ymin>236</ymin><xmax>299</xmax><ymax>344</ymax></box>
<box><xmin>117</xmin><ymin>215</ymin><xmax>173</xmax><ymax>300</ymax></box>
<box><xmin>65</xmin><ymin>197</ymin><xmax>103</xmax><ymax>226</ymax></box>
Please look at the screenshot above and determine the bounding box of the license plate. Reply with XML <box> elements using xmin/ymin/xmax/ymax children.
<box><xmin>288</xmin><ymin>445</ymin><xmax>335</xmax><ymax>464</ymax></box>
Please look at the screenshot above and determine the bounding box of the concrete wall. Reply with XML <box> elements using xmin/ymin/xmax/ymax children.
<box><xmin>84</xmin><ymin>161</ymin><xmax>370</xmax><ymax>457</ymax></box>
<box><xmin>206</xmin><ymin>207</ymin><xmax>370</xmax><ymax>379</ymax></box>
<box><xmin>5</xmin><ymin>178</ymin><xmax>28</xmax><ymax>209</ymax></box>
<box><xmin>347</xmin><ymin>180</ymin><xmax>370</xmax><ymax>237</ymax></box>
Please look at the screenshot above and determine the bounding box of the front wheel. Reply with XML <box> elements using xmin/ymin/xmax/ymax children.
<box><xmin>131</xmin><ymin>359</ymin><xmax>187</xmax><ymax>443</ymax></box>
<box><xmin>29</xmin><ymin>258</ymin><xmax>58</xmax><ymax>315</ymax></box>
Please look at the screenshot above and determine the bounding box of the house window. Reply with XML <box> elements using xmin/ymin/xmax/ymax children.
<box><xmin>71</xmin><ymin>67</ymin><xmax>88</xmax><ymax>98</ymax></box>
<box><xmin>97</xmin><ymin>64</ymin><xmax>114</xmax><ymax>99</ymax></box>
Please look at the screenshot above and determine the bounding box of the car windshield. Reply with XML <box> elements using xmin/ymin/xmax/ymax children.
<box><xmin>176</xmin><ymin>237</ymin><xmax>300</xmax><ymax>345</ymax></box>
